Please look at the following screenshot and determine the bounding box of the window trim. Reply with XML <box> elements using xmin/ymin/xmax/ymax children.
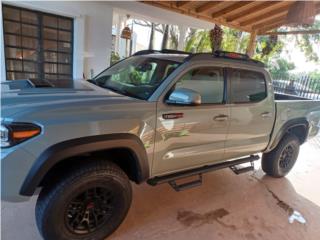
<box><xmin>226</xmin><ymin>67</ymin><xmax>268</xmax><ymax>105</ymax></box>
<box><xmin>164</xmin><ymin>65</ymin><xmax>227</xmax><ymax>106</ymax></box>
<box><xmin>2</xmin><ymin>4</ymin><xmax>74</xmax><ymax>87</ymax></box>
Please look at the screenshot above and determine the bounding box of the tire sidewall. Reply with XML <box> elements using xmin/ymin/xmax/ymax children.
<box><xmin>273</xmin><ymin>135</ymin><xmax>300</xmax><ymax>177</ymax></box>
<box><xmin>39</xmin><ymin>167</ymin><xmax>132</xmax><ymax>240</ymax></box>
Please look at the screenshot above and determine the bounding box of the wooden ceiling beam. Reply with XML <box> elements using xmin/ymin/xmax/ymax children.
<box><xmin>175</xmin><ymin>1</ymin><xmax>190</xmax><ymax>8</ymax></box>
<box><xmin>252</xmin><ymin>16</ymin><xmax>287</xmax><ymax>31</ymax></box>
<box><xmin>257</xmin><ymin>21</ymin><xmax>288</xmax><ymax>34</ymax></box>
<box><xmin>262</xmin><ymin>29</ymin><xmax>320</xmax><ymax>36</ymax></box>
<box><xmin>195</xmin><ymin>1</ymin><xmax>223</xmax><ymax>13</ymax></box>
<box><xmin>141</xmin><ymin>1</ymin><xmax>252</xmax><ymax>32</ymax></box>
<box><xmin>226</xmin><ymin>1</ymin><xmax>281</xmax><ymax>22</ymax></box>
<box><xmin>257</xmin><ymin>6</ymin><xmax>320</xmax><ymax>34</ymax></box>
<box><xmin>212</xmin><ymin>1</ymin><xmax>253</xmax><ymax>19</ymax></box>
<box><xmin>240</xmin><ymin>4</ymin><xmax>291</xmax><ymax>26</ymax></box>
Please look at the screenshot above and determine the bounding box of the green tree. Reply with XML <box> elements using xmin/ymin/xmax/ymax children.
<box><xmin>184</xmin><ymin>29</ymin><xmax>211</xmax><ymax>53</ymax></box>
<box><xmin>221</xmin><ymin>27</ymin><xmax>249</xmax><ymax>53</ymax></box>
<box><xmin>293</xmin><ymin>20</ymin><xmax>320</xmax><ymax>62</ymax></box>
<box><xmin>268</xmin><ymin>58</ymin><xmax>295</xmax><ymax>79</ymax></box>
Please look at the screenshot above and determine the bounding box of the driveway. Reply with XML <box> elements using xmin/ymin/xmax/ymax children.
<box><xmin>2</xmin><ymin>137</ymin><xmax>320</xmax><ymax>240</ymax></box>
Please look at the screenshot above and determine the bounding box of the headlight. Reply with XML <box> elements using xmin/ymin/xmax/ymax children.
<box><xmin>1</xmin><ymin>123</ymin><xmax>41</xmax><ymax>148</ymax></box>
<box><xmin>1</xmin><ymin>125</ymin><xmax>10</xmax><ymax>147</ymax></box>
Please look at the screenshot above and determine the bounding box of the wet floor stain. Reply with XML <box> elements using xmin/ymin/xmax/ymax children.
<box><xmin>268</xmin><ymin>189</ymin><xmax>294</xmax><ymax>215</ymax></box>
<box><xmin>177</xmin><ymin>208</ymin><xmax>236</xmax><ymax>230</ymax></box>
<box><xmin>251</xmin><ymin>175</ymin><xmax>294</xmax><ymax>215</ymax></box>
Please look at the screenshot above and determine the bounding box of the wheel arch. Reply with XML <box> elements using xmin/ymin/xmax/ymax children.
<box><xmin>20</xmin><ymin>133</ymin><xmax>150</xmax><ymax>196</ymax></box>
<box><xmin>267</xmin><ymin>117</ymin><xmax>309</xmax><ymax>152</ymax></box>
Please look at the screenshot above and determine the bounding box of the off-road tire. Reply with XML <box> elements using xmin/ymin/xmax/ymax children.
<box><xmin>35</xmin><ymin>160</ymin><xmax>132</xmax><ymax>240</ymax></box>
<box><xmin>262</xmin><ymin>133</ymin><xmax>300</xmax><ymax>178</ymax></box>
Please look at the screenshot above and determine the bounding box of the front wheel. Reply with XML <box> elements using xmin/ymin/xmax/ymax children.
<box><xmin>262</xmin><ymin>133</ymin><xmax>300</xmax><ymax>177</ymax></box>
<box><xmin>36</xmin><ymin>160</ymin><xmax>132</xmax><ymax>240</ymax></box>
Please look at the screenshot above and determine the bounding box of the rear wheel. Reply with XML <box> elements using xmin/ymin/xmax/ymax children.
<box><xmin>36</xmin><ymin>160</ymin><xmax>132</xmax><ymax>240</ymax></box>
<box><xmin>262</xmin><ymin>134</ymin><xmax>300</xmax><ymax>177</ymax></box>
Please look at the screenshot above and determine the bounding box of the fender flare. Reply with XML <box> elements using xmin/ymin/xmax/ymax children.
<box><xmin>20</xmin><ymin>133</ymin><xmax>150</xmax><ymax>196</ymax></box>
<box><xmin>267</xmin><ymin>117</ymin><xmax>309</xmax><ymax>152</ymax></box>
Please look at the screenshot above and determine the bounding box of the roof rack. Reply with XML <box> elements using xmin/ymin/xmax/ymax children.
<box><xmin>213</xmin><ymin>50</ymin><xmax>264</xmax><ymax>67</ymax></box>
<box><xmin>133</xmin><ymin>49</ymin><xmax>191</xmax><ymax>56</ymax></box>
<box><xmin>132</xmin><ymin>49</ymin><xmax>264</xmax><ymax>67</ymax></box>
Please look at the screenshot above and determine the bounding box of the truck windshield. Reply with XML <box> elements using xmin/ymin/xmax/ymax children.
<box><xmin>92</xmin><ymin>56</ymin><xmax>180</xmax><ymax>100</ymax></box>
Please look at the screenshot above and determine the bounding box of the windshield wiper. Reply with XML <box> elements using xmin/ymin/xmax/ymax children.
<box><xmin>103</xmin><ymin>86</ymin><xmax>144</xmax><ymax>100</ymax></box>
<box><xmin>87</xmin><ymin>79</ymin><xmax>97</xmax><ymax>85</ymax></box>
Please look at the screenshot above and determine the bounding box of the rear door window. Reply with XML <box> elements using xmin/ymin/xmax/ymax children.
<box><xmin>229</xmin><ymin>69</ymin><xmax>267</xmax><ymax>103</ymax></box>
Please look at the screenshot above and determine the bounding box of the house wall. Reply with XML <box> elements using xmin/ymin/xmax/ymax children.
<box><xmin>1</xmin><ymin>1</ymin><xmax>114</xmax><ymax>81</ymax></box>
<box><xmin>1</xmin><ymin>1</ymin><xmax>216</xmax><ymax>83</ymax></box>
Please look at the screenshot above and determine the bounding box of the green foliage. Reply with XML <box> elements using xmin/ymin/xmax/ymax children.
<box><xmin>309</xmin><ymin>70</ymin><xmax>320</xmax><ymax>80</ymax></box>
<box><xmin>183</xmin><ymin>25</ymin><xmax>319</xmax><ymax>84</ymax></box>
<box><xmin>184</xmin><ymin>27</ymin><xmax>249</xmax><ymax>53</ymax></box>
<box><xmin>296</xmin><ymin>34</ymin><xmax>319</xmax><ymax>62</ymax></box>
<box><xmin>268</xmin><ymin>58</ymin><xmax>296</xmax><ymax>79</ymax></box>
<box><xmin>110</xmin><ymin>51</ymin><xmax>120</xmax><ymax>65</ymax></box>
<box><xmin>184</xmin><ymin>29</ymin><xmax>211</xmax><ymax>53</ymax></box>
<box><xmin>221</xmin><ymin>27</ymin><xmax>249</xmax><ymax>53</ymax></box>
<box><xmin>253</xmin><ymin>36</ymin><xmax>284</xmax><ymax>65</ymax></box>
<box><xmin>294</xmin><ymin>20</ymin><xmax>320</xmax><ymax>62</ymax></box>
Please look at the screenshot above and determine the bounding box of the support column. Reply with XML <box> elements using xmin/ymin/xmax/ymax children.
<box><xmin>115</xmin><ymin>14</ymin><xmax>126</xmax><ymax>55</ymax></box>
<box><xmin>246</xmin><ymin>31</ymin><xmax>257</xmax><ymax>57</ymax></box>
<box><xmin>73</xmin><ymin>15</ymin><xmax>85</xmax><ymax>79</ymax></box>
<box><xmin>177</xmin><ymin>25</ymin><xmax>187</xmax><ymax>51</ymax></box>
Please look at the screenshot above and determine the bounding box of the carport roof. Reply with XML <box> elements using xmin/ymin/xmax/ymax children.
<box><xmin>141</xmin><ymin>1</ymin><xmax>320</xmax><ymax>34</ymax></box>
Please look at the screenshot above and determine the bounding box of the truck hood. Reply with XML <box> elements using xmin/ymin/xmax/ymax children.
<box><xmin>1</xmin><ymin>80</ymin><xmax>138</xmax><ymax>118</ymax></box>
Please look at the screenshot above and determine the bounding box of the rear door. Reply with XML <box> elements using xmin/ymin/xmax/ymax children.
<box><xmin>224</xmin><ymin>68</ymin><xmax>275</xmax><ymax>159</ymax></box>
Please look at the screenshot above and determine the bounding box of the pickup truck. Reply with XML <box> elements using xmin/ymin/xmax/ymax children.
<box><xmin>1</xmin><ymin>50</ymin><xmax>320</xmax><ymax>240</ymax></box>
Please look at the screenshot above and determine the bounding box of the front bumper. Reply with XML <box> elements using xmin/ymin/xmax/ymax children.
<box><xmin>1</xmin><ymin>147</ymin><xmax>35</xmax><ymax>202</ymax></box>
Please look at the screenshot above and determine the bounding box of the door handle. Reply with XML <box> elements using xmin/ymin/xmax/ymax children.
<box><xmin>162</xmin><ymin>113</ymin><xmax>184</xmax><ymax>120</ymax></box>
<box><xmin>261</xmin><ymin>112</ymin><xmax>272</xmax><ymax>118</ymax></box>
<box><xmin>214</xmin><ymin>114</ymin><xmax>229</xmax><ymax>121</ymax></box>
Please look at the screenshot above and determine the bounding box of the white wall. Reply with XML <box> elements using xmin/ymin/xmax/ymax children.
<box><xmin>1</xmin><ymin>1</ymin><xmax>114</xmax><ymax>80</ymax></box>
<box><xmin>1</xmin><ymin>1</ymin><xmax>217</xmax><ymax>82</ymax></box>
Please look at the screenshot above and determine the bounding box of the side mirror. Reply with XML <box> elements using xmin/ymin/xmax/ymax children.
<box><xmin>166</xmin><ymin>88</ymin><xmax>201</xmax><ymax>106</ymax></box>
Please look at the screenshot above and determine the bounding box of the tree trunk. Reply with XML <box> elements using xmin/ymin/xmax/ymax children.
<box><xmin>170</xmin><ymin>26</ymin><xmax>179</xmax><ymax>50</ymax></box>
<box><xmin>161</xmin><ymin>24</ymin><xmax>169</xmax><ymax>50</ymax></box>
<box><xmin>236</xmin><ymin>31</ymin><xmax>243</xmax><ymax>52</ymax></box>
<box><xmin>149</xmin><ymin>23</ymin><xmax>155</xmax><ymax>50</ymax></box>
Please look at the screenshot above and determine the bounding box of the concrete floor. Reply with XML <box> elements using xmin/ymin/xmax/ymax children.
<box><xmin>2</xmin><ymin>137</ymin><xmax>320</xmax><ymax>240</ymax></box>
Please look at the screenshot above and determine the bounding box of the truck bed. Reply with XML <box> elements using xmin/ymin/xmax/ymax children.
<box><xmin>274</xmin><ymin>93</ymin><xmax>312</xmax><ymax>100</ymax></box>
<box><xmin>269</xmin><ymin>95</ymin><xmax>320</xmax><ymax>149</ymax></box>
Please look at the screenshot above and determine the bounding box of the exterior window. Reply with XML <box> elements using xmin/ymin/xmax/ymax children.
<box><xmin>229</xmin><ymin>69</ymin><xmax>267</xmax><ymax>103</ymax></box>
<box><xmin>175</xmin><ymin>67</ymin><xmax>224</xmax><ymax>104</ymax></box>
<box><xmin>2</xmin><ymin>5</ymin><xmax>73</xmax><ymax>87</ymax></box>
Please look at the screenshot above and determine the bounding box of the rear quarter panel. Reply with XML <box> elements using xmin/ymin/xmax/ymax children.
<box><xmin>268</xmin><ymin>100</ymin><xmax>320</xmax><ymax>151</ymax></box>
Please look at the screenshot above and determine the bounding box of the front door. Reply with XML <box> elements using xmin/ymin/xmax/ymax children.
<box><xmin>224</xmin><ymin>68</ymin><xmax>275</xmax><ymax>159</ymax></box>
<box><xmin>152</xmin><ymin>66</ymin><xmax>230</xmax><ymax>175</ymax></box>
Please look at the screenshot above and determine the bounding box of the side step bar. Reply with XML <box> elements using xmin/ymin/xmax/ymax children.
<box><xmin>147</xmin><ymin>155</ymin><xmax>259</xmax><ymax>191</ymax></box>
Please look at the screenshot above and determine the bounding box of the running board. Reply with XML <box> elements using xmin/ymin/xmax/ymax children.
<box><xmin>147</xmin><ymin>155</ymin><xmax>259</xmax><ymax>191</ymax></box>
<box><xmin>230</xmin><ymin>161</ymin><xmax>255</xmax><ymax>175</ymax></box>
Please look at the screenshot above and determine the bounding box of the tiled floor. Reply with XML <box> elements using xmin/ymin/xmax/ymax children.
<box><xmin>2</xmin><ymin>137</ymin><xmax>320</xmax><ymax>240</ymax></box>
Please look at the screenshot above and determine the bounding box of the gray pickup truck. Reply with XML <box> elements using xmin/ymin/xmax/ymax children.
<box><xmin>1</xmin><ymin>50</ymin><xmax>320</xmax><ymax>240</ymax></box>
